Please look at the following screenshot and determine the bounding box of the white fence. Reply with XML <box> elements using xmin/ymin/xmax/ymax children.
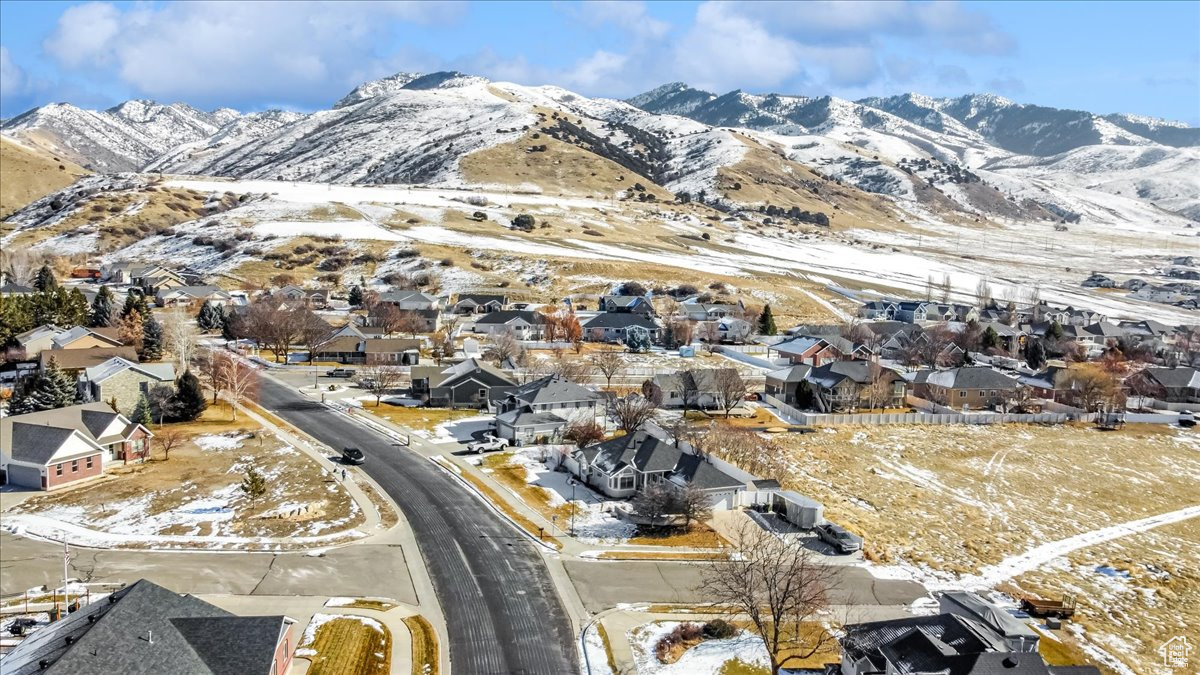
<box><xmin>764</xmin><ymin>394</ymin><xmax>1093</xmax><ymax>427</ymax></box>
<box><xmin>1128</xmin><ymin>396</ymin><xmax>1198</xmax><ymax>412</ymax></box>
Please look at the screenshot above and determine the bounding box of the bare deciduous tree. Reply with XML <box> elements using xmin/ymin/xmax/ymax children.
<box><xmin>676</xmin><ymin>482</ymin><xmax>712</xmax><ymax>528</ymax></box>
<box><xmin>549</xmin><ymin>353</ymin><xmax>595</xmax><ymax>383</ymax></box>
<box><xmin>296</xmin><ymin>308</ymin><xmax>330</xmax><ymax>363</ymax></box>
<box><xmin>712</xmin><ymin>368</ymin><xmax>747</xmax><ymax>417</ymax></box>
<box><xmin>359</xmin><ymin>362</ymin><xmax>406</xmax><ymax>406</ymax></box>
<box><xmin>563</xmin><ymin>419</ymin><xmax>605</xmax><ymax>448</ymax></box>
<box><xmin>610</xmin><ymin>394</ymin><xmax>659</xmax><ymax>433</ymax></box>
<box><xmin>155</xmin><ymin>429</ymin><xmax>183</xmax><ymax>461</ymax></box>
<box><xmin>430</xmin><ymin>325</ymin><xmax>458</xmax><ymax>365</ymax></box>
<box><xmin>861</xmin><ymin>362</ymin><xmax>894</xmax><ymax>411</ymax></box>
<box><xmin>484</xmin><ymin>330</ymin><xmax>523</xmax><ymax>366</ymax></box>
<box><xmin>589</xmin><ymin>348</ymin><xmax>625</xmax><ymax>390</ymax></box>
<box><xmin>697</xmin><ymin>321</ymin><xmax>721</xmax><ymax>351</ymax></box>
<box><xmin>214</xmin><ymin>352</ymin><xmax>259</xmax><ymax>420</ymax></box>
<box><xmin>700</xmin><ymin>521</ymin><xmax>840</xmax><ymax>675</ymax></box>
<box><xmin>242</xmin><ymin>300</ymin><xmax>303</xmax><ymax>363</ymax></box>
<box><xmin>161</xmin><ymin>307</ymin><xmax>200</xmax><ymax>374</ymax></box>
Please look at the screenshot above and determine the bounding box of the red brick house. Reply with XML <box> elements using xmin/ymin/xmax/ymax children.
<box><xmin>0</xmin><ymin>403</ymin><xmax>152</xmax><ymax>490</ymax></box>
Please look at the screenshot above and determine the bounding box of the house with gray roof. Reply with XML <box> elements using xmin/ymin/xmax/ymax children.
<box><xmin>765</xmin><ymin>364</ymin><xmax>813</xmax><ymax>406</ymax></box>
<box><xmin>837</xmin><ymin>611</ymin><xmax>1098</xmax><ymax>675</ymax></box>
<box><xmin>1141</xmin><ymin>366</ymin><xmax>1200</xmax><ymax>403</ymax></box>
<box><xmin>82</xmin><ymin>358</ymin><xmax>176</xmax><ymax>417</ymax></box>
<box><xmin>452</xmin><ymin>293</ymin><xmax>508</xmax><ymax>314</ymax></box>
<box><xmin>940</xmin><ymin>592</ymin><xmax>1040</xmax><ymax>653</ymax></box>
<box><xmin>50</xmin><ymin>325</ymin><xmax>124</xmax><ymax>351</ymax></box>
<box><xmin>651</xmin><ymin>368</ymin><xmax>741</xmax><ymax>409</ymax></box>
<box><xmin>472</xmin><ymin>310</ymin><xmax>546</xmax><ymax>340</ymax></box>
<box><xmin>0</xmin><ymin>579</ymin><xmax>295</xmax><ymax>675</ymax></box>
<box><xmin>156</xmin><ymin>284</ymin><xmax>233</xmax><ymax>307</ymax></box>
<box><xmin>804</xmin><ymin>360</ymin><xmax>906</xmax><ymax>412</ymax></box>
<box><xmin>583</xmin><ymin>312</ymin><xmax>662</xmax><ymax>342</ymax></box>
<box><xmin>410</xmin><ymin>358</ymin><xmax>517</xmax><ymax>408</ymax></box>
<box><xmin>680</xmin><ymin>302</ymin><xmax>740</xmax><ymax>321</ymax></box>
<box><xmin>914</xmin><ymin>366</ymin><xmax>1020</xmax><ymax>409</ymax></box>
<box><xmin>599</xmin><ymin>295</ymin><xmax>654</xmax><ymax>315</ymax></box>
<box><xmin>1</xmin><ymin>402</ymin><xmax>150</xmax><ymax>489</ymax></box>
<box><xmin>492</xmin><ymin>375</ymin><xmax>603</xmax><ymax>442</ymax></box>
<box><xmin>567</xmin><ymin>429</ymin><xmax>747</xmax><ymax>505</ymax></box>
<box><xmin>377</xmin><ymin>289</ymin><xmax>441</xmax><ymax>311</ymax></box>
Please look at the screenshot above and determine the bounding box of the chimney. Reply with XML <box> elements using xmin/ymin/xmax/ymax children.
<box><xmin>1002</xmin><ymin>656</ymin><xmax>1019</xmax><ymax>668</ymax></box>
<box><xmin>146</xmin><ymin>630</ymin><xmax>153</xmax><ymax>644</ymax></box>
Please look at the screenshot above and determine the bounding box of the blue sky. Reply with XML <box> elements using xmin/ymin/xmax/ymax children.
<box><xmin>1</xmin><ymin>1</ymin><xmax>1197</xmax><ymax>124</ymax></box>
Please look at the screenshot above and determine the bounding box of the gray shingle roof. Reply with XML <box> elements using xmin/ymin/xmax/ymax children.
<box><xmin>1145</xmin><ymin>366</ymin><xmax>1200</xmax><ymax>389</ymax></box>
<box><xmin>0</xmin><ymin>579</ymin><xmax>287</xmax><ymax>675</ymax></box>
<box><xmin>504</xmin><ymin>375</ymin><xmax>600</xmax><ymax>405</ymax></box>
<box><xmin>670</xmin><ymin>454</ymin><xmax>745</xmax><ymax>491</ymax></box>
<box><xmin>8</xmin><ymin>424</ymin><xmax>94</xmax><ymax>465</ymax></box>
<box><xmin>589</xmin><ymin>431</ymin><xmax>683</xmax><ymax>474</ymax></box>
<box><xmin>583</xmin><ymin>313</ymin><xmax>660</xmax><ymax>330</ymax></box>
<box><xmin>475</xmin><ymin>310</ymin><xmax>545</xmax><ymax>325</ymax></box>
<box><xmin>926</xmin><ymin>367</ymin><xmax>1020</xmax><ymax>391</ymax></box>
<box><xmin>1</xmin><ymin>403</ymin><xmax>141</xmax><ymax>461</ymax></box>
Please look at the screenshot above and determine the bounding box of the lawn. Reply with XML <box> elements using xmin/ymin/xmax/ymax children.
<box><xmin>362</xmin><ymin>402</ymin><xmax>481</xmax><ymax>432</ymax></box>
<box><xmin>453</xmin><ymin>464</ymin><xmax>563</xmax><ymax>550</ymax></box>
<box><xmin>9</xmin><ymin>406</ymin><xmax>364</xmax><ymax>546</ymax></box>
<box><xmin>596</xmin><ymin>551</ymin><xmax>727</xmax><ymax>561</ymax></box>
<box><xmin>627</xmin><ymin>524</ymin><xmax>726</xmax><ymax>549</ymax></box>
<box><xmin>402</xmin><ymin>615</ymin><xmax>439</xmax><ymax>675</ymax></box>
<box><xmin>298</xmin><ymin>614</ymin><xmax>391</xmax><ymax>675</ymax></box>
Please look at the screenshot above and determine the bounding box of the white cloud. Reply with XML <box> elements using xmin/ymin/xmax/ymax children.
<box><xmin>0</xmin><ymin>46</ymin><xmax>24</xmax><ymax>98</ymax></box>
<box><xmin>572</xmin><ymin>1</ymin><xmax>670</xmax><ymax>40</ymax></box>
<box><xmin>42</xmin><ymin>2</ymin><xmax>122</xmax><ymax>68</ymax></box>
<box><xmin>672</xmin><ymin>2</ymin><xmax>804</xmax><ymax>92</ymax></box>
<box><xmin>42</xmin><ymin>1</ymin><xmax>463</xmax><ymax>108</ymax></box>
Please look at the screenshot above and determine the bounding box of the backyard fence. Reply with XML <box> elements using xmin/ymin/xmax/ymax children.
<box><xmin>764</xmin><ymin>394</ymin><xmax>1095</xmax><ymax>427</ymax></box>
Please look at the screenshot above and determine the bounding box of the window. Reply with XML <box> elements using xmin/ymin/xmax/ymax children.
<box><xmin>71</xmin><ymin>460</ymin><xmax>79</xmax><ymax>472</ymax></box>
<box><xmin>56</xmin><ymin>464</ymin><xmax>63</xmax><ymax>476</ymax></box>
<box><xmin>615</xmin><ymin>474</ymin><xmax>634</xmax><ymax>490</ymax></box>
<box><xmin>86</xmin><ymin>456</ymin><xmax>94</xmax><ymax>469</ymax></box>
<box><xmin>959</xmin><ymin>391</ymin><xmax>966</xmax><ymax>398</ymax></box>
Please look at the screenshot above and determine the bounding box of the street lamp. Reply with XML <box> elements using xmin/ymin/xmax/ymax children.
<box><xmin>568</xmin><ymin>479</ymin><xmax>577</xmax><ymax>536</ymax></box>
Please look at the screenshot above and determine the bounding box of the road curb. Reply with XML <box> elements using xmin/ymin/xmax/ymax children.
<box><xmin>427</xmin><ymin>456</ymin><xmax>560</xmax><ymax>553</ymax></box>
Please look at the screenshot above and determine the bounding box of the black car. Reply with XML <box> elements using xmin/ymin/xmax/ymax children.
<box><xmin>8</xmin><ymin>618</ymin><xmax>38</xmax><ymax>636</ymax></box>
<box><xmin>341</xmin><ymin>447</ymin><xmax>365</xmax><ymax>465</ymax></box>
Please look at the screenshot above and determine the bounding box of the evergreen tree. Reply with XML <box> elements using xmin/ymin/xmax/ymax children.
<box><xmin>130</xmin><ymin>393</ymin><xmax>153</xmax><ymax>427</ymax></box>
<box><xmin>171</xmin><ymin>370</ymin><xmax>207</xmax><ymax>422</ymax></box>
<box><xmin>7</xmin><ymin>386</ymin><xmax>36</xmax><ymax>415</ymax></box>
<box><xmin>240</xmin><ymin>467</ymin><xmax>267</xmax><ymax>499</ymax></box>
<box><xmin>122</xmin><ymin>293</ymin><xmax>151</xmax><ymax>320</ymax></box>
<box><xmin>757</xmin><ymin>303</ymin><xmax>777</xmax><ymax>336</ymax></box>
<box><xmin>981</xmin><ymin>326</ymin><xmax>1000</xmax><ymax>351</ymax></box>
<box><xmin>142</xmin><ymin>315</ymin><xmax>164</xmax><ymax>361</ymax></box>
<box><xmin>1025</xmin><ymin>339</ymin><xmax>1047</xmax><ymax>370</ymax></box>
<box><xmin>90</xmin><ymin>286</ymin><xmax>115</xmax><ymax>327</ymax></box>
<box><xmin>196</xmin><ymin>302</ymin><xmax>222</xmax><ymax>331</ymax></box>
<box><xmin>1048</xmin><ymin>321</ymin><xmax>1064</xmax><ymax>340</ymax></box>
<box><xmin>624</xmin><ymin>325</ymin><xmax>652</xmax><ymax>353</ymax></box>
<box><xmin>26</xmin><ymin>357</ymin><xmax>78</xmax><ymax>411</ymax></box>
<box><xmin>33</xmin><ymin>265</ymin><xmax>58</xmax><ymax>292</ymax></box>
<box><xmin>220</xmin><ymin>309</ymin><xmax>240</xmax><ymax>341</ymax></box>
<box><xmin>348</xmin><ymin>285</ymin><xmax>363</xmax><ymax>307</ymax></box>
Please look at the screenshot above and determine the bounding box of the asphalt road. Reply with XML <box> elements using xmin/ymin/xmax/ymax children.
<box><xmin>258</xmin><ymin>376</ymin><xmax>576</xmax><ymax>675</ymax></box>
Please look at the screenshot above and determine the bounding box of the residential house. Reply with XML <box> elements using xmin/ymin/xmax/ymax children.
<box><xmin>582</xmin><ymin>312</ymin><xmax>662</xmax><ymax>342</ymax></box>
<box><xmin>156</xmin><ymin>285</ymin><xmax>233</xmax><ymax>307</ymax></box>
<box><xmin>980</xmin><ymin>321</ymin><xmax>1027</xmax><ymax>354</ymax></box>
<box><xmin>51</xmin><ymin>325</ymin><xmax>124</xmax><ymax>351</ymax></box>
<box><xmin>83</xmin><ymin>358</ymin><xmax>176</xmax><ymax>416</ymax></box>
<box><xmin>837</xmin><ymin>612</ymin><xmax>1096</xmax><ymax>675</ymax></box>
<box><xmin>364</xmin><ymin>338</ymin><xmax>421</xmax><ymax>365</ymax></box>
<box><xmin>1078</xmin><ymin>322</ymin><xmax>1126</xmax><ymax>347</ymax></box>
<box><xmin>650</xmin><ymin>368</ymin><xmax>742</xmax><ymax>409</ymax></box>
<box><xmin>1</xmin><ymin>403</ymin><xmax>151</xmax><ymax>489</ymax></box>
<box><xmin>858</xmin><ymin>300</ymin><xmax>898</xmax><ymax>320</ymax></box>
<box><xmin>915</xmin><ymin>366</ymin><xmax>1020</xmax><ymax>410</ymax></box>
<box><xmin>0</xmin><ymin>281</ymin><xmax>35</xmax><ymax>297</ymax></box>
<box><xmin>1122</xmin><ymin>278</ymin><xmax>1148</xmax><ymax>291</ymax></box>
<box><xmin>1017</xmin><ymin>366</ymin><xmax>1072</xmax><ymax>403</ymax></box>
<box><xmin>679</xmin><ymin>302</ymin><xmax>740</xmax><ymax>321</ymax></box>
<box><xmin>1117</xmin><ymin>319</ymin><xmax>1178</xmax><ymax>347</ymax></box>
<box><xmin>805</xmin><ymin>360</ymin><xmax>906</xmax><ymax>412</ymax></box>
<box><xmin>137</xmin><ymin>267</ymin><xmax>187</xmax><ymax>295</ymax></box>
<box><xmin>861</xmin><ymin>321</ymin><xmax>921</xmax><ymax>358</ymax></box>
<box><xmin>492</xmin><ymin>375</ymin><xmax>603</xmax><ymax>443</ymax></box>
<box><xmin>764</xmin><ymin>364</ymin><xmax>813</xmax><ymax>406</ymax></box>
<box><xmin>452</xmin><ymin>293</ymin><xmax>508</xmax><ymax>314</ymax></box>
<box><xmin>410</xmin><ymin>358</ymin><xmax>517</xmax><ymax>408</ymax></box>
<box><xmin>708</xmin><ymin>317</ymin><xmax>752</xmax><ymax>343</ymax></box>
<box><xmin>273</xmin><ymin>285</ymin><xmax>331</xmax><ymax>309</ymax></box>
<box><xmin>895</xmin><ymin>301</ymin><xmax>953</xmax><ymax>323</ymax></box>
<box><xmin>0</xmin><ymin>579</ymin><xmax>295</xmax><ymax>675</ymax></box>
<box><xmin>939</xmin><ymin>591</ymin><xmax>1040</xmax><ymax>653</ymax></box>
<box><xmin>1082</xmin><ymin>272</ymin><xmax>1115</xmax><ymax>288</ymax></box>
<box><xmin>40</xmin><ymin>346</ymin><xmax>140</xmax><ymax>376</ymax></box>
<box><xmin>377</xmin><ymin>290</ymin><xmax>441</xmax><ymax>311</ymax></box>
<box><xmin>1141</xmin><ymin>367</ymin><xmax>1200</xmax><ymax>403</ymax></box>
<box><xmin>14</xmin><ymin>324</ymin><xmax>65</xmax><ymax>358</ymax></box>
<box><xmin>769</xmin><ymin>335</ymin><xmax>869</xmax><ymax>366</ymax></box>
<box><xmin>599</xmin><ymin>295</ymin><xmax>654</xmax><ymax>315</ymax></box>
<box><xmin>1132</xmin><ymin>285</ymin><xmax>1186</xmax><ymax>304</ymax></box>
<box><xmin>311</xmin><ymin>334</ymin><xmax>421</xmax><ymax>365</ymax></box>
<box><xmin>567</xmin><ymin>430</ymin><xmax>746</xmax><ymax>507</ymax></box>
<box><xmin>472</xmin><ymin>310</ymin><xmax>546</xmax><ymax>340</ymax></box>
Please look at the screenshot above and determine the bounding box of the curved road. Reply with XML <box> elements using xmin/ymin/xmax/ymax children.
<box><xmin>258</xmin><ymin>377</ymin><xmax>576</xmax><ymax>674</ymax></box>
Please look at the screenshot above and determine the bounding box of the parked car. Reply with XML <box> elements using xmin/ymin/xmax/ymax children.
<box><xmin>325</xmin><ymin>368</ymin><xmax>356</xmax><ymax>378</ymax></box>
<box><xmin>467</xmin><ymin>434</ymin><xmax>509</xmax><ymax>454</ymax></box>
<box><xmin>815</xmin><ymin>522</ymin><xmax>863</xmax><ymax>554</ymax></box>
<box><xmin>341</xmin><ymin>447</ymin><xmax>365</xmax><ymax>465</ymax></box>
<box><xmin>724</xmin><ymin>403</ymin><xmax>757</xmax><ymax>418</ymax></box>
<box><xmin>357</xmin><ymin>377</ymin><xmax>378</xmax><ymax>389</ymax></box>
<box><xmin>7</xmin><ymin>618</ymin><xmax>38</xmax><ymax>636</ymax></box>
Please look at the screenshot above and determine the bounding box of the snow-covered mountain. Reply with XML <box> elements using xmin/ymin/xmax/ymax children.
<box><xmin>2</xmin><ymin>72</ymin><xmax>1196</xmax><ymax>228</ymax></box>
<box><xmin>2</xmin><ymin>100</ymin><xmax>231</xmax><ymax>172</ymax></box>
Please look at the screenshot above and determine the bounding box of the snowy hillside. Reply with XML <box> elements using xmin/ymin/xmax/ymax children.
<box><xmin>2</xmin><ymin>101</ymin><xmax>229</xmax><ymax>172</ymax></box>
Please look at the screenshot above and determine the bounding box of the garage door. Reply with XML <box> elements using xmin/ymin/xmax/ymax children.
<box><xmin>5</xmin><ymin>465</ymin><xmax>43</xmax><ymax>489</ymax></box>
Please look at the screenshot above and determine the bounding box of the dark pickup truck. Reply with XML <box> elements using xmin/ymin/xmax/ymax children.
<box><xmin>815</xmin><ymin>522</ymin><xmax>863</xmax><ymax>554</ymax></box>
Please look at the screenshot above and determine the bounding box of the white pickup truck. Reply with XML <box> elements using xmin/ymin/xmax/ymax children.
<box><xmin>467</xmin><ymin>434</ymin><xmax>510</xmax><ymax>454</ymax></box>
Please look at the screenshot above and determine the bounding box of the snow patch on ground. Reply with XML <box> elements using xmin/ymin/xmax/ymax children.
<box><xmin>629</xmin><ymin>621</ymin><xmax>771</xmax><ymax>675</ymax></box>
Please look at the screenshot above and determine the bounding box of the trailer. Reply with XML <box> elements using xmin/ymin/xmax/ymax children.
<box><xmin>1020</xmin><ymin>594</ymin><xmax>1077</xmax><ymax>619</ymax></box>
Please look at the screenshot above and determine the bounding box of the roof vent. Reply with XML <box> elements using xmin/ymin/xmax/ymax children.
<box><xmin>39</xmin><ymin>660</ymin><xmax>50</xmax><ymax>670</ymax></box>
<box><xmin>1002</xmin><ymin>656</ymin><xmax>1019</xmax><ymax>668</ymax></box>
<box><xmin>87</xmin><ymin>614</ymin><xmax>96</xmax><ymax>624</ymax></box>
<box><xmin>65</xmin><ymin>636</ymin><xmax>74</xmax><ymax>645</ymax></box>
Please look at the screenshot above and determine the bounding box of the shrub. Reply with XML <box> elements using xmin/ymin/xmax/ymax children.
<box><xmin>654</xmin><ymin>623</ymin><xmax>705</xmax><ymax>663</ymax></box>
<box><xmin>511</xmin><ymin>214</ymin><xmax>536</xmax><ymax>231</ymax></box>
<box><xmin>439</xmin><ymin>258</ymin><xmax>454</xmax><ymax>267</ymax></box>
<box><xmin>703</xmin><ymin>619</ymin><xmax>736</xmax><ymax>639</ymax></box>
<box><xmin>394</xmin><ymin>248</ymin><xmax>419</xmax><ymax>259</ymax></box>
